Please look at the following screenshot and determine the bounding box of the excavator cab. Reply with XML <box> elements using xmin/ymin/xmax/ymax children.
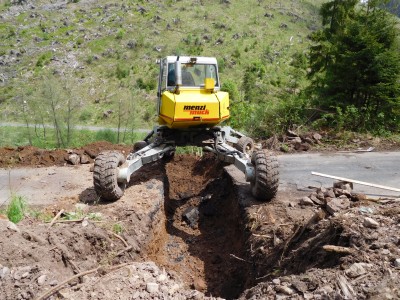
<box><xmin>93</xmin><ymin>56</ymin><xmax>279</xmax><ymax>202</ymax></box>
<box><xmin>156</xmin><ymin>56</ymin><xmax>230</xmax><ymax>129</ymax></box>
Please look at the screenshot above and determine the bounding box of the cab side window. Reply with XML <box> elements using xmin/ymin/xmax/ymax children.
<box><xmin>167</xmin><ymin>63</ymin><xmax>175</xmax><ymax>86</ymax></box>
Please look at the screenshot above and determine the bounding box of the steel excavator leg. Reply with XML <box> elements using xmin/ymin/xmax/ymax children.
<box><xmin>206</xmin><ymin>127</ymin><xmax>279</xmax><ymax>202</ymax></box>
<box><xmin>93</xmin><ymin>143</ymin><xmax>175</xmax><ymax>201</ymax></box>
<box><xmin>93</xmin><ymin>125</ymin><xmax>279</xmax><ymax>202</ymax></box>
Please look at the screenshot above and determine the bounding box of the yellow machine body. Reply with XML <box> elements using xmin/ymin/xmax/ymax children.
<box><xmin>158</xmin><ymin>89</ymin><xmax>230</xmax><ymax>128</ymax></box>
<box><xmin>157</xmin><ymin>56</ymin><xmax>230</xmax><ymax>129</ymax></box>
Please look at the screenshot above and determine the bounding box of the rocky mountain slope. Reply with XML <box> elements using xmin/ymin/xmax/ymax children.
<box><xmin>0</xmin><ymin>0</ymin><xmax>325</xmax><ymax>127</ymax></box>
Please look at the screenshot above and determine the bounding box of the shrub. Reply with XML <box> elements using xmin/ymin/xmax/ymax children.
<box><xmin>7</xmin><ymin>194</ymin><xmax>27</xmax><ymax>224</ymax></box>
<box><xmin>116</xmin><ymin>29</ymin><xmax>125</xmax><ymax>40</ymax></box>
<box><xmin>36</xmin><ymin>52</ymin><xmax>53</xmax><ymax>67</ymax></box>
<box><xmin>116</xmin><ymin>64</ymin><xmax>129</xmax><ymax>79</ymax></box>
<box><xmin>221</xmin><ymin>80</ymin><xmax>240</xmax><ymax>101</ymax></box>
<box><xmin>112</xmin><ymin>223</ymin><xmax>123</xmax><ymax>234</ymax></box>
<box><xmin>136</xmin><ymin>78</ymin><xmax>155</xmax><ymax>91</ymax></box>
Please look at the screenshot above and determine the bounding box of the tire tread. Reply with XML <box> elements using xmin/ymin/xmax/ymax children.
<box><xmin>93</xmin><ymin>151</ymin><xmax>126</xmax><ymax>201</ymax></box>
<box><xmin>251</xmin><ymin>150</ymin><xmax>279</xmax><ymax>201</ymax></box>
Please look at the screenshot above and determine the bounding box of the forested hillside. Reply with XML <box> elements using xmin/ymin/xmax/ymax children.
<box><xmin>0</xmin><ymin>0</ymin><xmax>399</xmax><ymax>147</ymax></box>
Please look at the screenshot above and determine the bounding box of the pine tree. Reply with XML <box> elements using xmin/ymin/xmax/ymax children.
<box><xmin>308</xmin><ymin>0</ymin><xmax>400</xmax><ymax>132</ymax></box>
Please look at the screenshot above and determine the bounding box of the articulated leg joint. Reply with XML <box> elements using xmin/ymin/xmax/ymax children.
<box><xmin>118</xmin><ymin>143</ymin><xmax>175</xmax><ymax>183</ymax></box>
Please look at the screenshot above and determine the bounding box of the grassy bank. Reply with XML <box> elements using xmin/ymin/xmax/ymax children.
<box><xmin>0</xmin><ymin>126</ymin><xmax>146</xmax><ymax>148</ymax></box>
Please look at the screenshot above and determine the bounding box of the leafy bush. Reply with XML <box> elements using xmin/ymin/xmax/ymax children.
<box><xmin>116</xmin><ymin>29</ymin><xmax>125</xmax><ymax>40</ymax></box>
<box><xmin>36</xmin><ymin>52</ymin><xmax>53</xmax><ymax>67</ymax></box>
<box><xmin>112</xmin><ymin>223</ymin><xmax>123</xmax><ymax>234</ymax></box>
<box><xmin>242</xmin><ymin>61</ymin><xmax>267</xmax><ymax>102</ymax></box>
<box><xmin>230</xmin><ymin>95</ymin><xmax>309</xmax><ymax>137</ymax></box>
<box><xmin>136</xmin><ymin>78</ymin><xmax>155</xmax><ymax>91</ymax></box>
<box><xmin>217</xmin><ymin>58</ymin><xmax>225</xmax><ymax>73</ymax></box>
<box><xmin>313</xmin><ymin>105</ymin><xmax>396</xmax><ymax>134</ymax></box>
<box><xmin>116</xmin><ymin>64</ymin><xmax>130</xmax><ymax>79</ymax></box>
<box><xmin>85</xmin><ymin>55</ymin><xmax>94</xmax><ymax>65</ymax></box>
<box><xmin>221</xmin><ymin>80</ymin><xmax>240</xmax><ymax>101</ymax></box>
<box><xmin>7</xmin><ymin>194</ymin><xmax>27</xmax><ymax>224</ymax></box>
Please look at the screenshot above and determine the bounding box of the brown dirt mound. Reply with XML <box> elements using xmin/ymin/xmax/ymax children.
<box><xmin>238</xmin><ymin>200</ymin><xmax>400</xmax><ymax>299</ymax></box>
<box><xmin>0</xmin><ymin>161</ymin><xmax>173</xmax><ymax>300</ymax></box>
<box><xmin>0</xmin><ymin>141</ymin><xmax>132</xmax><ymax>168</ymax></box>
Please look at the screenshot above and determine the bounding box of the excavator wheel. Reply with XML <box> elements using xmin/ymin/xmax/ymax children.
<box><xmin>162</xmin><ymin>149</ymin><xmax>175</xmax><ymax>161</ymax></box>
<box><xmin>234</xmin><ymin>136</ymin><xmax>255</xmax><ymax>156</ymax></box>
<box><xmin>250</xmin><ymin>150</ymin><xmax>279</xmax><ymax>201</ymax></box>
<box><xmin>93</xmin><ymin>151</ymin><xmax>126</xmax><ymax>201</ymax></box>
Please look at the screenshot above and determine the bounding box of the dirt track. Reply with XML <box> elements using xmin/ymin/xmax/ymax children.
<box><xmin>1</xmin><ymin>145</ymin><xmax>400</xmax><ymax>299</ymax></box>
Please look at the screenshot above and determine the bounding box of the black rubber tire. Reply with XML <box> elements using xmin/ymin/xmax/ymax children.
<box><xmin>133</xmin><ymin>140</ymin><xmax>148</xmax><ymax>152</ymax></box>
<box><xmin>93</xmin><ymin>151</ymin><xmax>126</xmax><ymax>201</ymax></box>
<box><xmin>234</xmin><ymin>136</ymin><xmax>255</xmax><ymax>156</ymax></box>
<box><xmin>250</xmin><ymin>150</ymin><xmax>279</xmax><ymax>201</ymax></box>
<box><xmin>162</xmin><ymin>149</ymin><xmax>175</xmax><ymax>161</ymax></box>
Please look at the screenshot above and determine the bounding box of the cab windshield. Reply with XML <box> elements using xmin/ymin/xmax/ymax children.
<box><xmin>167</xmin><ymin>63</ymin><xmax>219</xmax><ymax>87</ymax></box>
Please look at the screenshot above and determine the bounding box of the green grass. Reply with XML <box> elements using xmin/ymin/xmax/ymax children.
<box><xmin>6</xmin><ymin>194</ymin><xmax>27</xmax><ymax>224</ymax></box>
<box><xmin>175</xmin><ymin>146</ymin><xmax>203</xmax><ymax>156</ymax></box>
<box><xmin>112</xmin><ymin>223</ymin><xmax>123</xmax><ymax>234</ymax></box>
<box><xmin>0</xmin><ymin>126</ymin><xmax>146</xmax><ymax>148</ymax></box>
<box><xmin>29</xmin><ymin>210</ymin><xmax>53</xmax><ymax>222</ymax></box>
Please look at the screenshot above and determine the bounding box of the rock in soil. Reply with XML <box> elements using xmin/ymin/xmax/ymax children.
<box><xmin>363</xmin><ymin>216</ymin><xmax>379</xmax><ymax>228</ymax></box>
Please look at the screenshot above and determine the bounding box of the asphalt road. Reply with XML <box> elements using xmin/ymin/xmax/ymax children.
<box><xmin>278</xmin><ymin>151</ymin><xmax>400</xmax><ymax>197</ymax></box>
<box><xmin>0</xmin><ymin>151</ymin><xmax>399</xmax><ymax>206</ymax></box>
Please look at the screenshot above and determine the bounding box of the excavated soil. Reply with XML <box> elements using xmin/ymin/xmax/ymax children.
<box><xmin>0</xmin><ymin>141</ymin><xmax>132</xmax><ymax>168</ymax></box>
<box><xmin>0</xmin><ymin>144</ymin><xmax>399</xmax><ymax>299</ymax></box>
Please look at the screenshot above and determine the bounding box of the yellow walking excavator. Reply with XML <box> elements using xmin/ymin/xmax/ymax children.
<box><xmin>93</xmin><ymin>56</ymin><xmax>279</xmax><ymax>201</ymax></box>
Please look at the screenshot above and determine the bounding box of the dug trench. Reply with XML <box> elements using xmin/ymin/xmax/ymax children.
<box><xmin>145</xmin><ymin>154</ymin><xmax>354</xmax><ymax>299</ymax></box>
<box><xmin>144</xmin><ymin>154</ymin><xmax>249</xmax><ymax>299</ymax></box>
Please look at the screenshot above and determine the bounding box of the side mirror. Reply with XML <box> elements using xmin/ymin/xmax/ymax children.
<box><xmin>204</xmin><ymin>78</ymin><xmax>215</xmax><ymax>91</ymax></box>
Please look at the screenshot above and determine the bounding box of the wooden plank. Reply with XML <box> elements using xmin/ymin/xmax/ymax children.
<box><xmin>311</xmin><ymin>172</ymin><xmax>400</xmax><ymax>193</ymax></box>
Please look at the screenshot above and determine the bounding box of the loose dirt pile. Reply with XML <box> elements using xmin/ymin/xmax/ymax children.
<box><xmin>235</xmin><ymin>181</ymin><xmax>400</xmax><ymax>299</ymax></box>
<box><xmin>0</xmin><ymin>147</ymin><xmax>399</xmax><ymax>300</ymax></box>
<box><xmin>264</xmin><ymin>131</ymin><xmax>400</xmax><ymax>153</ymax></box>
<box><xmin>0</xmin><ymin>160</ymin><xmax>170</xmax><ymax>300</ymax></box>
<box><xmin>0</xmin><ymin>141</ymin><xmax>132</xmax><ymax>168</ymax></box>
<box><xmin>239</xmin><ymin>201</ymin><xmax>400</xmax><ymax>299</ymax></box>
